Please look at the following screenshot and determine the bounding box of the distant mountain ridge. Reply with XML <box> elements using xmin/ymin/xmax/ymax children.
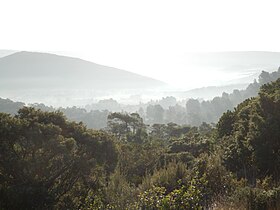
<box><xmin>0</xmin><ymin>50</ymin><xmax>17</xmax><ymax>58</ymax></box>
<box><xmin>182</xmin><ymin>83</ymin><xmax>249</xmax><ymax>100</ymax></box>
<box><xmin>1</xmin><ymin>50</ymin><xmax>280</xmax><ymax>106</ymax></box>
<box><xmin>185</xmin><ymin>51</ymin><xmax>280</xmax><ymax>71</ymax></box>
<box><xmin>0</xmin><ymin>51</ymin><xmax>167</xmax><ymax>90</ymax></box>
<box><xmin>183</xmin><ymin>51</ymin><xmax>280</xmax><ymax>87</ymax></box>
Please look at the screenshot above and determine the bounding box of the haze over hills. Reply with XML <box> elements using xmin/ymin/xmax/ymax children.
<box><xmin>0</xmin><ymin>51</ymin><xmax>167</xmax><ymax>105</ymax></box>
<box><xmin>186</xmin><ymin>51</ymin><xmax>280</xmax><ymax>67</ymax></box>
<box><xmin>1</xmin><ymin>50</ymin><xmax>280</xmax><ymax>106</ymax></box>
<box><xmin>0</xmin><ymin>51</ymin><xmax>166</xmax><ymax>90</ymax></box>
<box><xmin>168</xmin><ymin>83</ymin><xmax>249</xmax><ymax>100</ymax></box>
<box><xmin>180</xmin><ymin>51</ymin><xmax>280</xmax><ymax>87</ymax></box>
<box><xmin>0</xmin><ymin>50</ymin><xmax>17</xmax><ymax>58</ymax></box>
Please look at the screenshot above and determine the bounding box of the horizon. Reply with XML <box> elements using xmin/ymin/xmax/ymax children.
<box><xmin>1</xmin><ymin>49</ymin><xmax>279</xmax><ymax>107</ymax></box>
<box><xmin>1</xmin><ymin>49</ymin><xmax>279</xmax><ymax>90</ymax></box>
<box><xmin>1</xmin><ymin>1</ymin><xmax>280</xmax><ymax>208</ymax></box>
<box><xmin>1</xmin><ymin>0</ymin><xmax>280</xmax><ymax>88</ymax></box>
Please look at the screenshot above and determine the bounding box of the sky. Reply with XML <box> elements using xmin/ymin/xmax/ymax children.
<box><xmin>1</xmin><ymin>0</ymin><xmax>280</xmax><ymax>89</ymax></box>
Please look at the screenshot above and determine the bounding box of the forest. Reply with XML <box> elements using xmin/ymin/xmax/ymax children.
<box><xmin>1</xmin><ymin>76</ymin><xmax>280</xmax><ymax>209</ymax></box>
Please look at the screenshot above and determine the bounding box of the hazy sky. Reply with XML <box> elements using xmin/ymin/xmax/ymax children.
<box><xmin>1</xmin><ymin>0</ymin><xmax>280</xmax><ymax>89</ymax></box>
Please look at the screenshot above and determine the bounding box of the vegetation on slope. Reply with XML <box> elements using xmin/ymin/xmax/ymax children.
<box><xmin>1</xmin><ymin>78</ymin><xmax>280</xmax><ymax>209</ymax></box>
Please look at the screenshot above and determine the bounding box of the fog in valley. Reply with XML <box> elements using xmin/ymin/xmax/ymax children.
<box><xmin>1</xmin><ymin>50</ymin><xmax>280</xmax><ymax>129</ymax></box>
<box><xmin>1</xmin><ymin>1</ymin><xmax>280</xmax><ymax>209</ymax></box>
<box><xmin>1</xmin><ymin>50</ymin><xmax>280</xmax><ymax>108</ymax></box>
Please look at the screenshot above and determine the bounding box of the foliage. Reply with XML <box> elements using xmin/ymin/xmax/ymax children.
<box><xmin>219</xmin><ymin>79</ymin><xmax>280</xmax><ymax>181</ymax></box>
<box><xmin>107</xmin><ymin>112</ymin><xmax>147</xmax><ymax>143</ymax></box>
<box><xmin>0</xmin><ymin>107</ymin><xmax>118</xmax><ymax>209</ymax></box>
<box><xmin>104</xmin><ymin>169</ymin><xmax>138</xmax><ymax>209</ymax></box>
<box><xmin>140</xmin><ymin>161</ymin><xmax>190</xmax><ymax>193</ymax></box>
<box><xmin>117</xmin><ymin>142</ymin><xmax>164</xmax><ymax>185</ymax></box>
<box><xmin>1</xmin><ymin>69</ymin><xmax>280</xmax><ymax>209</ymax></box>
<box><xmin>135</xmin><ymin>175</ymin><xmax>207</xmax><ymax>210</ymax></box>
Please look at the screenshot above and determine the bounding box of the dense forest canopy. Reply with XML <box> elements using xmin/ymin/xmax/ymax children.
<box><xmin>1</xmin><ymin>77</ymin><xmax>280</xmax><ymax>209</ymax></box>
<box><xmin>2</xmin><ymin>0</ymin><xmax>280</xmax><ymax>208</ymax></box>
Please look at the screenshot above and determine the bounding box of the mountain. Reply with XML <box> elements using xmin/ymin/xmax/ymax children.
<box><xmin>183</xmin><ymin>51</ymin><xmax>280</xmax><ymax>86</ymax></box>
<box><xmin>2</xmin><ymin>51</ymin><xmax>280</xmax><ymax>106</ymax></box>
<box><xmin>183</xmin><ymin>83</ymin><xmax>249</xmax><ymax>100</ymax></box>
<box><xmin>185</xmin><ymin>51</ymin><xmax>280</xmax><ymax>71</ymax></box>
<box><xmin>0</xmin><ymin>51</ymin><xmax>168</xmax><ymax>106</ymax></box>
<box><xmin>0</xmin><ymin>51</ymin><xmax>166</xmax><ymax>90</ymax></box>
<box><xmin>163</xmin><ymin>83</ymin><xmax>249</xmax><ymax>101</ymax></box>
<box><xmin>0</xmin><ymin>50</ymin><xmax>17</xmax><ymax>58</ymax></box>
<box><xmin>165</xmin><ymin>51</ymin><xmax>280</xmax><ymax>100</ymax></box>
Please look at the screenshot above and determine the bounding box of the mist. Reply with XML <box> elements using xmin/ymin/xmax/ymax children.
<box><xmin>1</xmin><ymin>50</ymin><xmax>280</xmax><ymax>108</ymax></box>
<box><xmin>1</xmin><ymin>1</ymin><xmax>280</xmax><ymax>208</ymax></box>
<box><xmin>1</xmin><ymin>49</ymin><xmax>280</xmax><ymax>129</ymax></box>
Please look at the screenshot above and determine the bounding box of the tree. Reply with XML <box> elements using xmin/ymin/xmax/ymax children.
<box><xmin>217</xmin><ymin>110</ymin><xmax>235</xmax><ymax>138</ymax></box>
<box><xmin>219</xmin><ymin>79</ymin><xmax>280</xmax><ymax>182</ymax></box>
<box><xmin>259</xmin><ymin>70</ymin><xmax>272</xmax><ymax>85</ymax></box>
<box><xmin>146</xmin><ymin>104</ymin><xmax>164</xmax><ymax>124</ymax></box>
<box><xmin>0</xmin><ymin>107</ymin><xmax>118</xmax><ymax>209</ymax></box>
<box><xmin>0</xmin><ymin>97</ymin><xmax>24</xmax><ymax>115</ymax></box>
<box><xmin>186</xmin><ymin>99</ymin><xmax>201</xmax><ymax>126</ymax></box>
<box><xmin>107</xmin><ymin>112</ymin><xmax>146</xmax><ymax>143</ymax></box>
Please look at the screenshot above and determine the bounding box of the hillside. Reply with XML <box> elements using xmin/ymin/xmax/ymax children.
<box><xmin>0</xmin><ymin>51</ymin><xmax>166</xmax><ymax>91</ymax></box>
<box><xmin>1</xmin><ymin>78</ymin><xmax>280</xmax><ymax>209</ymax></box>
<box><xmin>185</xmin><ymin>51</ymin><xmax>280</xmax><ymax>72</ymax></box>
<box><xmin>183</xmin><ymin>51</ymin><xmax>280</xmax><ymax>87</ymax></box>
<box><xmin>0</xmin><ymin>50</ymin><xmax>17</xmax><ymax>58</ymax></box>
<box><xmin>168</xmin><ymin>83</ymin><xmax>249</xmax><ymax>100</ymax></box>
